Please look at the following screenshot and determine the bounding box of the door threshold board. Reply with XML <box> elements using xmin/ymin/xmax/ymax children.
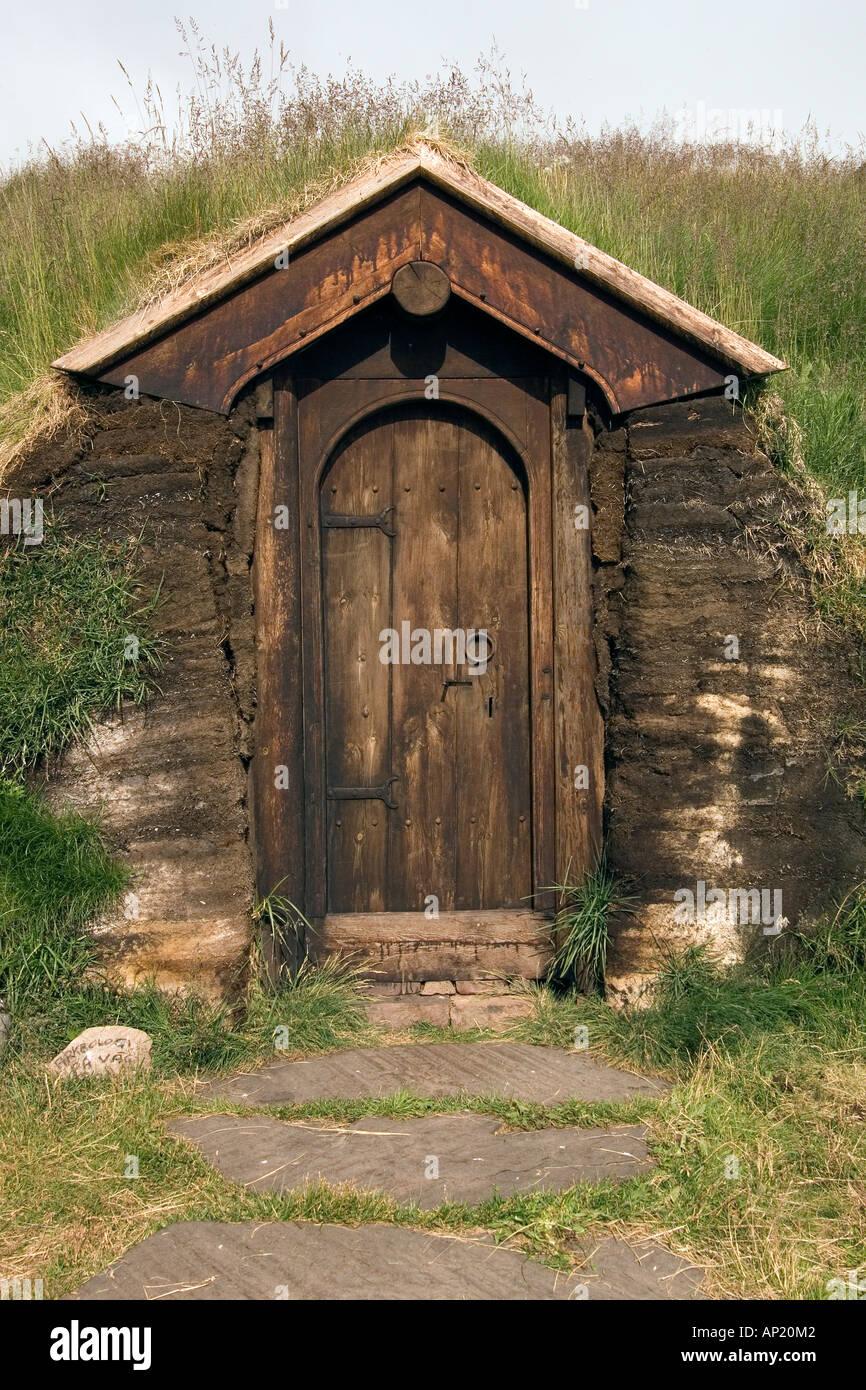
<box><xmin>316</xmin><ymin>908</ymin><xmax>552</xmax><ymax>945</ymax></box>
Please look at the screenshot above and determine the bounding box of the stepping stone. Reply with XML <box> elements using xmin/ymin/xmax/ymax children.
<box><xmin>198</xmin><ymin>1042</ymin><xmax>668</xmax><ymax>1108</ymax></box>
<box><xmin>573</xmin><ymin>1237</ymin><xmax>705</xmax><ymax>1300</ymax></box>
<box><xmin>67</xmin><ymin>1221</ymin><xmax>703</xmax><ymax>1300</ymax></box>
<box><xmin>167</xmin><ymin>1113</ymin><xmax>651</xmax><ymax>1207</ymax></box>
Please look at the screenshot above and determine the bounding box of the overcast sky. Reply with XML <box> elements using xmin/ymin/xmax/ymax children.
<box><xmin>0</xmin><ymin>0</ymin><xmax>863</xmax><ymax>169</ymax></box>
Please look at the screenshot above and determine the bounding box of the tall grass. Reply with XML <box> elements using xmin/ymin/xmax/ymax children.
<box><xmin>0</xmin><ymin>526</ymin><xmax>161</xmax><ymax>1025</ymax></box>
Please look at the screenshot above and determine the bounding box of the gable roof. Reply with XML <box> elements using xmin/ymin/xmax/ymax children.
<box><xmin>53</xmin><ymin>141</ymin><xmax>785</xmax><ymax>414</ymax></box>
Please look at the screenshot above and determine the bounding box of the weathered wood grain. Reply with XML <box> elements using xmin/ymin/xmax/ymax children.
<box><xmin>455</xmin><ymin>413</ymin><xmax>531</xmax><ymax>907</ymax></box>
<box><xmin>392</xmin><ymin>260</ymin><xmax>451</xmax><ymax>316</ymax></box>
<box><xmin>551</xmin><ymin>378</ymin><xmax>606</xmax><ymax>899</ymax></box>
<box><xmin>387</xmin><ymin>411</ymin><xmax>458</xmax><ymax>910</ymax></box>
<box><xmin>314</xmin><ymin>908</ymin><xmax>551</xmax><ymax>980</ymax></box>
<box><xmin>250</xmin><ymin>385</ymin><xmax>305</xmax><ymax>972</ymax></box>
<box><xmin>81</xmin><ymin>188</ymin><xmax>423</xmax><ymax>412</ymax></box>
<box><xmin>322</xmin><ymin>418</ymin><xmax>393</xmax><ymax>912</ymax></box>
<box><xmin>321</xmin><ymin>405</ymin><xmax>535</xmax><ymax>914</ymax></box>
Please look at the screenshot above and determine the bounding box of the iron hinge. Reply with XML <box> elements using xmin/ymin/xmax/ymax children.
<box><xmin>322</xmin><ymin>504</ymin><xmax>395</xmax><ymax>537</ymax></box>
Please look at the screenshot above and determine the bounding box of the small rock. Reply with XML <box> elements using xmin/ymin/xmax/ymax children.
<box><xmin>48</xmin><ymin>1026</ymin><xmax>153</xmax><ymax>1080</ymax></box>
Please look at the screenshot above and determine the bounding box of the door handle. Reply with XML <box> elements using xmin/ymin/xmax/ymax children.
<box><xmin>440</xmin><ymin>678</ymin><xmax>473</xmax><ymax>700</ymax></box>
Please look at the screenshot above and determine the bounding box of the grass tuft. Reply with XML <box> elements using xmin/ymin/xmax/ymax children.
<box><xmin>547</xmin><ymin>855</ymin><xmax>633</xmax><ymax>992</ymax></box>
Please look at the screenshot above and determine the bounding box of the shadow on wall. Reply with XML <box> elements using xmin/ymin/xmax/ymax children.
<box><xmin>602</xmin><ymin>398</ymin><xmax>866</xmax><ymax>1003</ymax></box>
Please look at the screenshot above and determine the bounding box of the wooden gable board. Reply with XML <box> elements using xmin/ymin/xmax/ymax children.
<box><xmin>53</xmin><ymin>143</ymin><xmax>785</xmax><ymax>414</ymax></box>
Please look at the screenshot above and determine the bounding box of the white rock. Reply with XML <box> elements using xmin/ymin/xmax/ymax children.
<box><xmin>48</xmin><ymin>1026</ymin><xmax>152</xmax><ymax>1079</ymax></box>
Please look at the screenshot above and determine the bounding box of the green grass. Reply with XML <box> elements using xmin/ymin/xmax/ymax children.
<box><xmin>0</xmin><ymin>525</ymin><xmax>162</xmax><ymax>1024</ymax></box>
<box><xmin>0</xmin><ymin>780</ymin><xmax>128</xmax><ymax>1017</ymax></box>
<box><xmin>0</xmin><ymin>527</ymin><xmax>161</xmax><ymax>777</ymax></box>
<box><xmin>546</xmin><ymin>854</ymin><xmax>633</xmax><ymax>992</ymax></box>
<box><xmin>3</xmin><ymin>942</ymin><xmax>375</xmax><ymax>1072</ymax></box>
<box><xmin>0</xmin><ymin>522</ymin><xmax>161</xmax><ymax>1022</ymax></box>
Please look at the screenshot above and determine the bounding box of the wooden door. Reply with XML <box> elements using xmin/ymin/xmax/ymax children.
<box><xmin>322</xmin><ymin>404</ymin><xmax>532</xmax><ymax>914</ymax></box>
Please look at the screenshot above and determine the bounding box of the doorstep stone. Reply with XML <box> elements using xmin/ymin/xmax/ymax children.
<box><xmin>366</xmin><ymin>981</ymin><xmax>423</xmax><ymax>997</ymax></box>
<box><xmin>365</xmin><ymin>996</ymin><xmax>450</xmax><ymax>1028</ymax></box>
<box><xmin>450</xmin><ymin>994</ymin><xmax>534</xmax><ymax>1029</ymax></box>
<box><xmin>363</xmin><ymin>991</ymin><xmax>534</xmax><ymax>1030</ymax></box>
<box><xmin>197</xmin><ymin>1042</ymin><xmax>669</xmax><ymax>1107</ymax></box>
<box><xmin>167</xmin><ymin>1112</ymin><xmax>652</xmax><ymax>1207</ymax></box>
<box><xmin>364</xmin><ymin>979</ymin><xmax>507</xmax><ymax>998</ymax></box>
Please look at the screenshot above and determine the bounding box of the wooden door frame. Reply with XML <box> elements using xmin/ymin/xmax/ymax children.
<box><xmin>293</xmin><ymin>373</ymin><xmax>555</xmax><ymax>925</ymax></box>
<box><xmin>253</xmin><ymin>364</ymin><xmax>604</xmax><ymax>968</ymax></box>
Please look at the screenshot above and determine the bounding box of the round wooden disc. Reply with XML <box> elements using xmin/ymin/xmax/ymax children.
<box><xmin>391</xmin><ymin>261</ymin><xmax>451</xmax><ymax>317</ymax></box>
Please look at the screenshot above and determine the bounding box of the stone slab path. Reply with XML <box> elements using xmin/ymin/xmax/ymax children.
<box><xmin>70</xmin><ymin>1041</ymin><xmax>699</xmax><ymax>1300</ymax></box>
<box><xmin>168</xmin><ymin>1113</ymin><xmax>651</xmax><ymax>1206</ymax></box>
<box><xmin>197</xmin><ymin>1042</ymin><xmax>668</xmax><ymax>1107</ymax></box>
<box><xmin>69</xmin><ymin>1221</ymin><xmax>702</xmax><ymax>1301</ymax></box>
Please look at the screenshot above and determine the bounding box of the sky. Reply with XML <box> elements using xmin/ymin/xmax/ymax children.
<box><xmin>0</xmin><ymin>0</ymin><xmax>864</xmax><ymax>169</ymax></box>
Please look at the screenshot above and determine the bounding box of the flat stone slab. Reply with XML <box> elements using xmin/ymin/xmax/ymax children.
<box><xmin>198</xmin><ymin>1042</ymin><xmax>668</xmax><ymax>1108</ymax></box>
<box><xmin>68</xmin><ymin>1221</ymin><xmax>702</xmax><ymax>1300</ymax></box>
<box><xmin>168</xmin><ymin>1113</ymin><xmax>651</xmax><ymax>1207</ymax></box>
<box><xmin>573</xmin><ymin>1237</ymin><xmax>705</xmax><ymax>1301</ymax></box>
